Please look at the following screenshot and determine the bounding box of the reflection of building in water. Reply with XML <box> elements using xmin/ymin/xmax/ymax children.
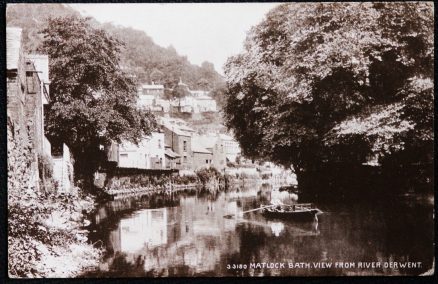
<box><xmin>269</xmin><ymin>221</ymin><xmax>285</xmax><ymax>237</ymax></box>
<box><xmin>227</xmin><ymin>188</ymin><xmax>259</xmax><ymax>200</ymax></box>
<box><xmin>111</xmin><ymin>208</ymin><xmax>168</xmax><ymax>254</ymax></box>
<box><xmin>106</xmin><ymin>194</ymin><xmax>241</xmax><ymax>275</ymax></box>
<box><xmin>224</xmin><ymin>201</ymin><xmax>238</xmax><ymax>231</ymax></box>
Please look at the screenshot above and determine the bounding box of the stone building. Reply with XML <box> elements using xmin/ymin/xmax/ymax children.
<box><xmin>160</xmin><ymin>117</ymin><xmax>194</xmax><ymax>170</ymax></box>
<box><xmin>7</xmin><ymin>27</ymin><xmax>52</xmax><ymax>190</ymax></box>
<box><xmin>7</xmin><ymin>27</ymin><xmax>73</xmax><ymax>192</ymax></box>
<box><xmin>27</xmin><ymin>54</ymin><xmax>51</xmax><ymax>156</ymax></box>
<box><xmin>191</xmin><ymin>134</ymin><xmax>225</xmax><ymax>170</ymax></box>
<box><xmin>191</xmin><ymin>139</ymin><xmax>213</xmax><ymax>170</ymax></box>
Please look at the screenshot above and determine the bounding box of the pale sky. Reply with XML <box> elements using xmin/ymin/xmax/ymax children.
<box><xmin>69</xmin><ymin>3</ymin><xmax>280</xmax><ymax>74</ymax></box>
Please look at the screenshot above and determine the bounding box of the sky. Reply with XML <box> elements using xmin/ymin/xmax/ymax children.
<box><xmin>69</xmin><ymin>3</ymin><xmax>280</xmax><ymax>74</ymax></box>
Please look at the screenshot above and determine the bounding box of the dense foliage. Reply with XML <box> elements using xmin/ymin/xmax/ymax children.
<box><xmin>8</xmin><ymin>122</ymin><xmax>100</xmax><ymax>277</ymax></box>
<box><xmin>224</xmin><ymin>2</ymin><xmax>433</xmax><ymax>190</ymax></box>
<box><xmin>38</xmin><ymin>16</ymin><xmax>157</xmax><ymax>183</ymax></box>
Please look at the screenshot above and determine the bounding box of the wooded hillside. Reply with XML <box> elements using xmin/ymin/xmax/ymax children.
<box><xmin>6</xmin><ymin>3</ymin><xmax>224</xmax><ymax>91</ymax></box>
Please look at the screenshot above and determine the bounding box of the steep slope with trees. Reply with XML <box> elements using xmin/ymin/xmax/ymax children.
<box><xmin>6</xmin><ymin>3</ymin><xmax>224</xmax><ymax>92</ymax></box>
<box><xmin>224</xmin><ymin>2</ymin><xmax>433</xmax><ymax>196</ymax></box>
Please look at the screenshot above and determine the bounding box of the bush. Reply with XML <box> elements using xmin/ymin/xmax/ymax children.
<box><xmin>196</xmin><ymin>167</ymin><xmax>222</xmax><ymax>185</ymax></box>
<box><xmin>8</xmin><ymin>121</ymin><xmax>100</xmax><ymax>277</ymax></box>
<box><xmin>172</xmin><ymin>174</ymin><xmax>198</xmax><ymax>185</ymax></box>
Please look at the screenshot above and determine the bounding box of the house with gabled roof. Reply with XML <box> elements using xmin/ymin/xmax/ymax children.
<box><xmin>159</xmin><ymin>117</ymin><xmax>194</xmax><ymax>170</ymax></box>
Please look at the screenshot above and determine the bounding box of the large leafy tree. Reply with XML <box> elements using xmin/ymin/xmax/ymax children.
<box><xmin>39</xmin><ymin>16</ymin><xmax>156</xmax><ymax>183</ymax></box>
<box><xmin>224</xmin><ymin>3</ymin><xmax>433</xmax><ymax>189</ymax></box>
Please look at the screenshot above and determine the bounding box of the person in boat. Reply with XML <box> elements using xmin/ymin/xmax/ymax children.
<box><xmin>276</xmin><ymin>205</ymin><xmax>285</xmax><ymax>212</ymax></box>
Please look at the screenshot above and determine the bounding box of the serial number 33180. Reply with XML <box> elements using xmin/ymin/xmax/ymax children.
<box><xmin>227</xmin><ymin>264</ymin><xmax>248</xmax><ymax>270</ymax></box>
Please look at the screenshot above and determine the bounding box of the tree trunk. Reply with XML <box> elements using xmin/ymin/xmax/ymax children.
<box><xmin>72</xmin><ymin>146</ymin><xmax>105</xmax><ymax>193</ymax></box>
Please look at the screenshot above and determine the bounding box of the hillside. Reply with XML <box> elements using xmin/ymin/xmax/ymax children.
<box><xmin>6</xmin><ymin>3</ymin><xmax>224</xmax><ymax>91</ymax></box>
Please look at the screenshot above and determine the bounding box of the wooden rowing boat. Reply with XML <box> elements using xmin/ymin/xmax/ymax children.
<box><xmin>262</xmin><ymin>203</ymin><xmax>322</xmax><ymax>222</ymax></box>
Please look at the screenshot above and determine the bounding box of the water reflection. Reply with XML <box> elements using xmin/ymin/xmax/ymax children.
<box><xmin>85</xmin><ymin>185</ymin><xmax>433</xmax><ymax>277</ymax></box>
<box><xmin>269</xmin><ymin>221</ymin><xmax>284</xmax><ymax>237</ymax></box>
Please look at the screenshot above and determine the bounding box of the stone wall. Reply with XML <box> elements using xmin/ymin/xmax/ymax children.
<box><xmin>192</xmin><ymin>151</ymin><xmax>213</xmax><ymax>170</ymax></box>
<box><xmin>7</xmin><ymin>119</ymin><xmax>38</xmax><ymax>199</ymax></box>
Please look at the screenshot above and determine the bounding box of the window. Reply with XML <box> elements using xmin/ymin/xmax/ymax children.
<box><xmin>26</xmin><ymin>71</ymin><xmax>37</xmax><ymax>94</ymax></box>
<box><xmin>183</xmin><ymin>155</ymin><xmax>187</xmax><ymax>163</ymax></box>
<box><xmin>206</xmin><ymin>159</ymin><xmax>209</xmax><ymax>164</ymax></box>
<box><xmin>183</xmin><ymin>140</ymin><xmax>187</xmax><ymax>151</ymax></box>
<box><xmin>158</xmin><ymin>139</ymin><xmax>162</xmax><ymax>149</ymax></box>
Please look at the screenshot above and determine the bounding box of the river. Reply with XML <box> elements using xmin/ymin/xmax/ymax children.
<box><xmin>83</xmin><ymin>184</ymin><xmax>434</xmax><ymax>277</ymax></box>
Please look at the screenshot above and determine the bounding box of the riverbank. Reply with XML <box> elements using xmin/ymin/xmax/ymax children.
<box><xmin>7</xmin><ymin>122</ymin><xmax>102</xmax><ymax>278</ymax></box>
<box><xmin>8</xmin><ymin>186</ymin><xmax>102</xmax><ymax>278</ymax></box>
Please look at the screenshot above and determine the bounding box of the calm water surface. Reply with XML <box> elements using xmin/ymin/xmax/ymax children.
<box><xmin>85</xmin><ymin>185</ymin><xmax>433</xmax><ymax>277</ymax></box>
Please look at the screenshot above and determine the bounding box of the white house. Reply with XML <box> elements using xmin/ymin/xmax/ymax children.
<box><xmin>168</xmin><ymin>80</ymin><xmax>218</xmax><ymax>113</ymax></box>
<box><xmin>118</xmin><ymin>132</ymin><xmax>166</xmax><ymax>170</ymax></box>
<box><xmin>219</xmin><ymin>134</ymin><xmax>241</xmax><ymax>163</ymax></box>
<box><xmin>190</xmin><ymin>90</ymin><xmax>209</xmax><ymax>98</ymax></box>
<box><xmin>137</xmin><ymin>84</ymin><xmax>165</xmax><ymax>109</ymax></box>
<box><xmin>196</xmin><ymin>95</ymin><xmax>217</xmax><ymax>112</ymax></box>
<box><xmin>155</xmin><ymin>98</ymin><xmax>171</xmax><ymax>112</ymax></box>
<box><xmin>137</xmin><ymin>93</ymin><xmax>155</xmax><ymax>109</ymax></box>
<box><xmin>140</xmin><ymin>84</ymin><xmax>164</xmax><ymax>97</ymax></box>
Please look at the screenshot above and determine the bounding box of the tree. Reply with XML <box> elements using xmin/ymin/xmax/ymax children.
<box><xmin>149</xmin><ymin>68</ymin><xmax>165</xmax><ymax>84</ymax></box>
<box><xmin>171</xmin><ymin>81</ymin><xmax>191</xmax><ymax>111</ymax></box>
<box><xmin>210</xmin><ymin>81</ymin><xmax>227</xmax><ymax>109</ymax></box>
<box><xmin>224</xmin><ymin>3</ymin><xmax>433</xmax><ymax>191</ymax></box>
<box><xmin>39</xmin><ymin>16</ymin><xmax>156</xmax><ymax>185</ymax></box>
<box><xmin>196</xmin><ymin>78</ymin><xmax>211</xmax><ymax>90</ymax></box>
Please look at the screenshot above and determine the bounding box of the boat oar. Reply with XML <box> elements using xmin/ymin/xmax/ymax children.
<box><xmin>223</xmin><ymin>204</ymin><xmax>277</xmax><ymax>219</ymax></box>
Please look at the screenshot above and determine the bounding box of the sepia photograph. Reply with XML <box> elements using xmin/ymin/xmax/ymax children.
<box><xmin>6</xmin><ymin>2</ymin><xmax>434</xmax><ymax>278</ymax></box>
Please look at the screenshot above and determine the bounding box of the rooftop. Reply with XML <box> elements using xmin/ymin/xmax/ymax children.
<box><xmin>142</xmin><ymin>84</ymin><xmax>164</xmax><ymax>89</ymax></box>
<box><xmin>191</xmin><ymin>138</ymin><xmax>212</xmax><ymax>154</ymax></box>
<box><xmin>160</xmin><ymin>117</ymin><xmax>195</xmax><ymax>133</ymax></box>
<box><xmin>196</xmin><ymin>95</ymin><xmax>215</xmax><ymax>100</ymax></box>
<box><xmin>219</xmin><ymin>133</ymin><xmax>235</xmax><ymax>141</ymax></box>
<box><xmin>27</xmin><ymin>54</ymin><xmax>49</xmax><ymax>83</ymax></box>
<box><xmin>165</xmin><ymin>148</ymin><xmax>180</xmax><ymax>158</ymax></box>
<box><xmin>192</xmin><ymin>134</ymin><xmax>218</xmax><ymax>149</ymax></box>
<box><xmin>161</xmin><ymin>121</ymin><xmax>192</xmax><ymax>137</ymax></box>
